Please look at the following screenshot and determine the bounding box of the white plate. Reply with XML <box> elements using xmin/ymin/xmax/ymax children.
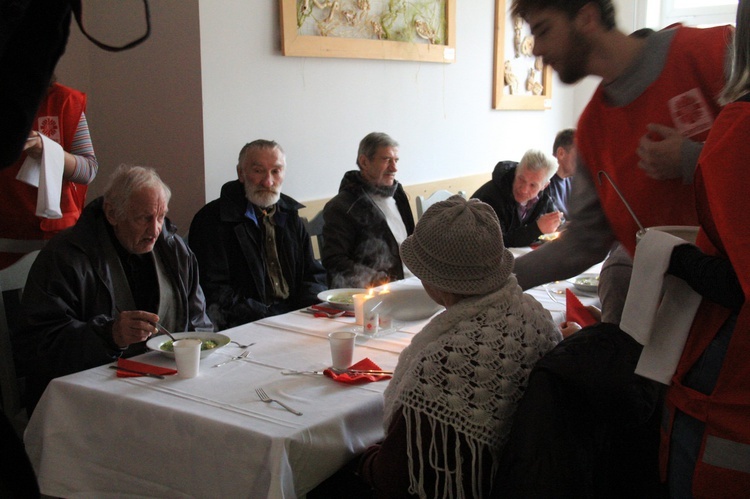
<box><xmin>573</xmin><ymin>273</ymin><xmax>599</xmax><ymax>293</ymax></box>
<box><xmin>317</xmin><ymin>288</ymin><xmax>366</xmax><ymax>311</ymax></box>
<box><xmin>147</xmin><ymin>331</ymin><xmax>231</xmax><ymax>359</ymax></box>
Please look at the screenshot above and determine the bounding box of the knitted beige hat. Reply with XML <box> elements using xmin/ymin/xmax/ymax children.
<box><xmin>400</xmin><ymin>195</ymin><xmax>514</xmax><ymax>295</ymax></box>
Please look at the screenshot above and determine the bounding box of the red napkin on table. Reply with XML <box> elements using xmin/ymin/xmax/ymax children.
<box><xmin>311</xmin><ymin>304</ymin><xmax>355</xmax><ymax>317</ymax></box>
<box><xmin>115</xmin><ymin>358</ymin><xmax>177</xmax><ymax>378</ymax></box>
<box><xmin>565</xmin><ymin>288</ymin><xmax>598</xmax><ymax>328</ymax></box>
<box><xmin>324</xmin><ymin>357</ymin><xmax>392</xmax><ymax>384</ymax></box>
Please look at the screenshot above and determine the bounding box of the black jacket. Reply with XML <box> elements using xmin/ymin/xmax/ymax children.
<box><xmin>17</xmin><ymin>196</ymin><xmax>211</xmax><ymax>413</ymax></box>
<box><xmin>471</xmin><ymin>161</ymin><xmax>558</xmax><ymax>247</ymax></box>
<box><xmin>494</xmin><ymin>324</ymin><xmax>663</xmax><ymax>498</ymax></box>
<box><xmin>321</xmin><ymin>171</ymin><xmax>415</xmax><ymax>288</ymax></box>
<box><xmin>189</xmin><ymin>180</ymin><xmax>326</xmax><ymax>330</ymax></box>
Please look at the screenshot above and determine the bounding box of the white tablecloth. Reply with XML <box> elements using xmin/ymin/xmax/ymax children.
<box><xmin>23</xmin><ymin>280</ymin><xmax>435</xmax><ymax>499</ymax></box>
<box><xmin>23</xmin><ymin>270</ymin><xmax>600</xmax><ymax>498</ymax></box>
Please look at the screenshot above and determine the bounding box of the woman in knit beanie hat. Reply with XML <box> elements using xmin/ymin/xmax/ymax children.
<box><xmin>358</xmin><ymin>195</ymin><xmax>561</xmax><ymax>498</ymax></box>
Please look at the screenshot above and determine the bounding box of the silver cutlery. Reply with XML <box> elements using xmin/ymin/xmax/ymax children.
<box><xmin>255</xmin><ymin>388</ymin><xmax>302</xmax><ymax>416</ymax></box>
<box><xmin>300</xmin><ymin>308</ymin><xmax>346</xmax><ymax>318</ymax></box>
<box><xmin>281</xmin><ymin>368</ymin><xmax>393</xmax><ymax>376</ymax></box>
<box><xmin>153</xmin><ymin>321</ymin><xmax>176</xmax><ymax>341</ymax></box>
<box><xmin>230</xmin><ymin>341</ymin><xmax>256</xmax><ymax>349</ymax></box>
<box><xmin>212</xmin><ymin>349</ymin><xmax>250</xmax><ymax>368</ymax></box>
<box><xmin>115</xmin><ymin>306</ymin><xmax>176</xmax><ymax>341</ymax></box>
<box><xmin>109</xmin><ymin>365</ymin><xmax>165</xmax><ymax>379</ymax></box>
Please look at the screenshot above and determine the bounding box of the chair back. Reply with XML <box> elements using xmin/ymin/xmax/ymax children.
<box><xmin>302</xmin><ymin>211</ymin><xmax>325</xmax><ymax>260</ymax></box>
<box><xmin>0</xmin><ymin>250</ymin><xmax>40</xmax><ymax>426</ymax></box>
<box><xmin>415</xmin><ymin>190</ymin><xmax>467</xmax><ymax>219</ymax></box>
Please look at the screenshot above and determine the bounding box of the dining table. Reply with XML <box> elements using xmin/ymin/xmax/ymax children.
<box><xmin>23</xmin><ymin>254</ymin><xmax>601</xmax><ymax>499</ymax></box>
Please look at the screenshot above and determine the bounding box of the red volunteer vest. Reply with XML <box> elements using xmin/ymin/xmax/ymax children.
<box><xmin>662</xmin><ymin>102</ymin><xmax>750</xmax><ymax>498</ymax></box>
<box><xmin>577</xmin><ymin>25</ymin><xmax>730</xmax><ymax>256</ymax></box>
<box><xmin>0</xmin><ymin>83</ymin><xmax>88</xmax><ymax>267</ymax></box>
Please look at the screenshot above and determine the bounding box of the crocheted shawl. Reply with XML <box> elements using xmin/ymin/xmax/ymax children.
<box><xmin>383</xmin><ymin>275</ymin><xmax>561</xmax><ymax>498</ymax></box>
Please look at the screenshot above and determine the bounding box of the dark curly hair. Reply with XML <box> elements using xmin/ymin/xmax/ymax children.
<box><xmin>510</xmin><ymin>0</ymin><xmax>616</xmax><ymax>31</ymax></box>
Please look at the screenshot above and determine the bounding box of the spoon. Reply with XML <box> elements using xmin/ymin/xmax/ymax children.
<box><xmin>116</xmin><ymin>306</ymin><xmax>176</xmax><ymax>341</ymax></box>
<box><xmin>597</xmin><ymin>170</ymin><xmax>646</xmax><ymax>238</ymax></box>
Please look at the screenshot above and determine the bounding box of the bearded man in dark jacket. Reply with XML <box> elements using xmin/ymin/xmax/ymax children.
<box><xmin>472</xmin><ymin>149</ymin><xmax>563</xmax><ymax>247</ymax></box>
<box><xmin>189</xmin><ymin>140</ymin><xmax>326</xmax><ymax>330</ymax></box>
<box><xmin>17</xmin><ymin>165</ymin><xmax>212</xmax><ymax>415</ymax></box>
<box><xmin>322</xmin><ymin>132</ymin><xmax>415</xmax><ymax>288</ymax></box>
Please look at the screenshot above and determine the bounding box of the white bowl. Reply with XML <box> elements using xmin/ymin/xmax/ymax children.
<box><xmin>364</xmin><ymin>287</ymin><xmax>444</xmax><ymax>321</ymax></box>
<box><xmin>573</xmin><ymin>273</ymin><xmax>599</xmax><ymax>293</ymax></box>
<box><xmin>317</xmin><ymin>288</ymin><xmax>366</xmax><ymax>311</ymax></box>
<box><xmin>147</xmin><ymin>331</ymin><xmax>230</xmax><ymax>359</ymax></box>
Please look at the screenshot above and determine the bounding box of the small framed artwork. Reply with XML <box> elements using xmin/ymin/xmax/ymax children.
<box><xmin>492</xmin><ymin>0</ymin><xmax>552</xmax><ymax>110</ymax></box>
<box><xmin>279</xmin><ymin>0</ymin><xmax>456</xmax><ymax>64</ymax></box>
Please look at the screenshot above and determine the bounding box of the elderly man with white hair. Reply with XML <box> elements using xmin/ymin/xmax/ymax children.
<box><xmin>472</xmin><ymin>149</ymin><xmax>562</xmax><ymax>247</ymax></box>
<box><xmin>17</xmin><ymin>164</ymin><xmax>211</xmax><ymax>415</ymax></box>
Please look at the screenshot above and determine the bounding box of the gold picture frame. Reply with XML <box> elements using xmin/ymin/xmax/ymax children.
<box><xmin>279</xmin><ymin>0</ymin><xmax>456</xmax><ymax>63</ymax></box>
<box><xmin>492</xmin><ymin>0</ymin><xmax>552</xmax><ymax>110</ymax></box>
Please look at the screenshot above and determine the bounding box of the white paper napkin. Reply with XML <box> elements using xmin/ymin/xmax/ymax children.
<box><xmin>16</xmin><ymin>134</ymin><xmax>64</xmax><ymax>219</ymax></box>
<box><xmin>620</xmin><ymin>229</ymin><xmax>702</xmax><ymax>384</ymax></box>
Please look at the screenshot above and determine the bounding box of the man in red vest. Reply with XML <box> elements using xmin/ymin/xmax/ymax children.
<box><xmin>509</xmin><ymin>0</ymin><xmax>731</xmax><ymax>314</ymax></box>
<box><xmin>509</xmin><ymin>0</ymin><xmax>737</xmax><ymax>495</ymax></box>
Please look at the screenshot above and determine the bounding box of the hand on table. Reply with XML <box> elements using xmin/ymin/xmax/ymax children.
<box><xmin>537</xmin><ymin>211</ymin><xmax>563</xmax><ymax>234</ymax></box>
<box><xmin>113</xmin><ymin>309</ymin><xmax>160</xmax><ymax>348</ymax></box>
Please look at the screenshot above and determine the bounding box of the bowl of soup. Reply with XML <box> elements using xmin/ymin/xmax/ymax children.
<box><xmin>147</xmin><ymin>331</ymin><xmax>231</xmax><ymax>359</ymax></box>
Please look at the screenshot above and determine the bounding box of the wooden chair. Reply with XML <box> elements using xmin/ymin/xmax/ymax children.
<box><xmin>415</xmin><ymin>190</ymin><xmax>467</xmax><ymax>219</ymax></box>
<box><xmin>0</xmin><ymin>250</ymin><xmax>40</xmax><ymax>434</ymax></box>
<box><xmin>302</xmin><ymin>211</ymin><xmax>325</xmax><ymax>260</ymax></box>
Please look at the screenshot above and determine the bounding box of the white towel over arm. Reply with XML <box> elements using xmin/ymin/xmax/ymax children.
<box><xmin>620</xmin><ymin>229</ymin><xmax>703</xmax><ymax>385</ymax></box>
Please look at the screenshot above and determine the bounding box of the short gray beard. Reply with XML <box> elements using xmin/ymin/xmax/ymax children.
<box><xmin>245</xmin><ymin>185</ymin><xmax>281</xmax><ymax>209</ymax></box>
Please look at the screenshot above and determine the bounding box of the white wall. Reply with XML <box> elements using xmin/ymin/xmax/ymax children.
<box><xmin>198</xmin><ymin>0</ymin><xmax>579</xmax><ymax>206</ymax></box>
<box><xmin>58</xmin><ymin>0</ymin><xmax>660</xmax><ymax>233</ymax></box>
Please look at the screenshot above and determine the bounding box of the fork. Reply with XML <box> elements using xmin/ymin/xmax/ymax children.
<box><xmin>230</xmin><ymin>341</ymin><xmax>256</xmax><ymax>349</ymax></box>
<box><xmin>255</xmin><ymin>388</ymin><xmax>303</xmax><ymax>416</ymax></box>
<box><xmin>212</xmin><ymin>349</ymin><xmax>250</xmax><ymax>368</ymax></box>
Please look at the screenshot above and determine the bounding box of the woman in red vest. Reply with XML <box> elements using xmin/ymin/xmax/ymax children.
<box><xmin>0</xmin><ymin>76</ymin><xmax>98</xmax><ymax>269</ymax></box>
<box><xmin>665</xmin><ymin>2</ymin><xmax>750</xmax><ymax>496</ymax></box>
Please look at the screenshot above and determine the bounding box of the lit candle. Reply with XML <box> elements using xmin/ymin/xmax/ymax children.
<box><xmin>353</xmin><ymin>289</ymin><xmax>374</xmax><ymax>326</ymax></box>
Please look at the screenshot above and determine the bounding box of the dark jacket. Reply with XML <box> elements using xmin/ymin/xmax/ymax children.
<box><xmin>189</xmin><ymin>180</ymin><xmax>326</xmax><ymax>330</ymax></box>
<box><xmin>321</xmin><ymin>171</ymin><xmax>415</xmax><ymax>288</ymax></box>
<box><xmin>471</xmin><ymin>161</ymin><xmax>558</xmax><ymax>247</ymax></box>
<box><xmin>494</xmin><ymin>324</ymin><xmax>662</xmax><ymax>498</ymax></box>
<box><xmin>17</xmin><ymin>197</ymin><xmax>211</xmax><ymax>413</ymax></box>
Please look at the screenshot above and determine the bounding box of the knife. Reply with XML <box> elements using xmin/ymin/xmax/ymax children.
<box><xmin>109</xmin><ymin>365</ymin><xmax>166</xmax><ymax>379</ymax></box>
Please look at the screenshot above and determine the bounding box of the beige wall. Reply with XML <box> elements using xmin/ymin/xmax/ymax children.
<box><xmin>56</xmin><ymin>1</ymin><xmax>205</xmax><ymax>233</ymax></box>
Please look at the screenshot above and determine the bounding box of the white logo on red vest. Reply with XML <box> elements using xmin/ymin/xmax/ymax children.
<box><xmin>668</xmin><ymin>88</ymin><xmax>713</xmax><ymax>138</ymax></box>
<box><xmin>37</xmin><ymin>116</ymin><xmax>61</xmax><ymax>143</ymax></box>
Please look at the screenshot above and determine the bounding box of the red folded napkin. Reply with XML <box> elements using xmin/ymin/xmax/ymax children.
<box><xmin>115</xmin><ymin>358</ymin><xmax>177</xmax><ymax>378</ymax></box>
<box><xmin>324</xmin><ymin>358</ymin><xmax>392</xmax><ymax>384</ymax></box>
<box><xmin>565</xmin><ymin>289</ymin><xmax>598</xmax><ymax>328</ymax></box>
<box><xmin>312</xmin><ymin>304</ymin><xmax>355</xmax><ymax>317</ymax></box>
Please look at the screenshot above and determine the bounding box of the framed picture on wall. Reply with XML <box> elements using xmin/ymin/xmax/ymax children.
<box><xmin>492</xmin><ymin>0</ymin><xmax>552</xmax><ymax>110</ymax></box>
<box><xmin>279</xmin><ymin>0</ymin><xmax>456</xmax><ymax>63</ymax></box>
